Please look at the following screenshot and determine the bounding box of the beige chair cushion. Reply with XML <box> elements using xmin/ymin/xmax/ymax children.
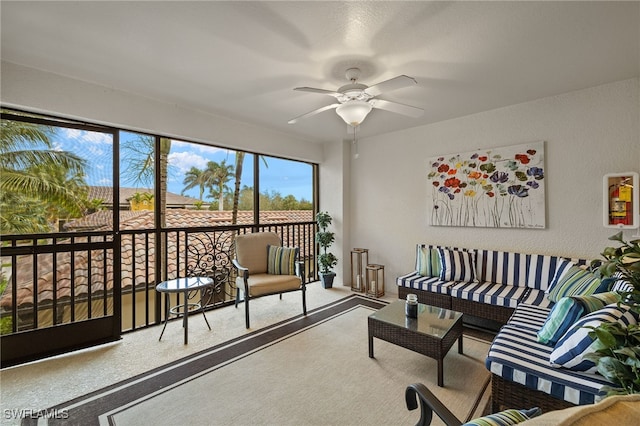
<box><xmin>520</xmin><ymin>394</ymin><xmax>640</xmax><ymax>425</ymax></box>
<box><xmin>235</xmin><ymin>273</ymin><xmax>302</xmax><ymax>297</ymax></box>
<box><xmin>235</xmin><ymin>232</ymin><xmax>281</xmax><ymax>274</ymax></box>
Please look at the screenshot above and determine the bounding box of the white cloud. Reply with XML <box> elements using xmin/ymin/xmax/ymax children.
<box><xmin>60</xmin><ymin>128</ymin><xmax>112</xmax><ymax>146</ymax></box>
<box><xmin>168</xmin><ymin>151</ymin><xmax>208</xmax><ymax>174</ymax></box>
<box><xmin>171</xmin><ymin>140</ymin><xmax>229</xmax><ymax>156</ymax></box>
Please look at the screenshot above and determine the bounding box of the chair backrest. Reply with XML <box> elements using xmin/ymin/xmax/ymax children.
<box><xmin>235</xmin><ymin>232</ymin><xmax>282</xmax><ymax>274</ymax></box>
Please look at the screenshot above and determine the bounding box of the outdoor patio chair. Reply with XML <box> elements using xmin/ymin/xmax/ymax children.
<box><xmin>232</xmin><ymin>232</ymin><xmax>307</xmax><ymax>328</ymax></box>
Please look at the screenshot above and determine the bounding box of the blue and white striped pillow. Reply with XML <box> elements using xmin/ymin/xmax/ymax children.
<box><xmin>609</xmin><ymin>272</ymin><xmax>635</xmax><ymax>293</ymax></box>
<box><xmin>550</xmin><ymin>303</ymin><xmax>638</xmax><ymax>372</ymax></box>
<box><xmin>438</xmin><ymin>248</ymin><xmax>476</xmax><ymax>282</ymax></box>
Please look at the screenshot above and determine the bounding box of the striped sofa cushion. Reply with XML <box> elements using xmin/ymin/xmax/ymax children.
<box><xmin>518</xmin><ymin>288</ymin><xmax>554</xmax><ymax>309</ymax></box>
<box><xmin>450</xmin><ymin>281</ymin><xmax>527</xmax><ymax>308</ymax></box>
<box><xmin>396</xmin><ymin>272</ymin><xmax>454</xmax><ymax>295</ymax></box>
<box><xmin>525</xmin><ymin>255</ymin><xmax>589</xmax><ymax>291</ymax></box>
<box><xmin>506</xmin><ymin>303</ymin><xmax>551</xmax><ymax>331</ymax></box>
<box><xmin>475</xmin><ymin>250</ymin><xmax>528</xmax><ymax>287</ymax></box>
<box><xmin>485</xmin><ymin>325</ymin><xmax>612</xmax><ymax>405</ymax></box>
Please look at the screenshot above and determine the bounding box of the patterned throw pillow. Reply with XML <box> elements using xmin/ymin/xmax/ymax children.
<box><xmin>462</xmin><ymin>407</ymin><xmax>541</xmax><ymax>426</ymax></box>
<box><xmin>438</xmin><ymin>248</ymin><xmax>476</xmax><ymax>282</ymax></box>
<box><xmin>266</xmin><ymin>245</ymin><xmax>298</xmax><ymax>275</ymax></box>
<box><xmin>547</xmin><ymin>262</ymin><xmax>608</xmax><ymax>303</ymax></box>
<box><xmin>550</xmin><ymin>303</ymin><xmax>638</xmax><ymax>372</ymax></box>
<box><xmin>416</xmin><ymin>245</ymin><xmax>441</xmax><ymax>277</ymax></box>
<box><xmin>537</xmin><ymin>292</ymin><xmax>620</xmax><ymax>345</ymax></box>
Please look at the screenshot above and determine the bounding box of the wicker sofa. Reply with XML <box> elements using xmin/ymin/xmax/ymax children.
<box><xmin>396</xmin><ymin>244</ymin><xmax>627</xmax><ymax>413</ymax></box>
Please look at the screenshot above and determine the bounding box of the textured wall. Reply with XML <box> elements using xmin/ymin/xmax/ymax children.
<box><xmin>347</xmin><ymin>79</ymin><xmax>640</xmax><ymax>293</ymax></box>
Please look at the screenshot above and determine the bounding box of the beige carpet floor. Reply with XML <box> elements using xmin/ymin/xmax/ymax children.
<box><xmin>88</xmin><ymin>297</ymin><xmax>489</xmax><ymax>425</ymax></box>
<box><xmin>1</xmin><ymin>286</ymin><xmax>492</xmax><ymax>425</ymax></box>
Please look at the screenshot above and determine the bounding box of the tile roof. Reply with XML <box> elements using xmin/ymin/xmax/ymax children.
<box><xmin>1</xmin><ymin>210</ymin><xmax>314</xmax><ymax>309</ymax></box>
<box><xmin>87</xmin><ymin>186</ymin><xmax>200</xmax><ymax>208</ymax></box>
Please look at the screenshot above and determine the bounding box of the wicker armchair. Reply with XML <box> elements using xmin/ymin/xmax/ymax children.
<box><xmin>232</xmin><ymin>232</ymin><xmax>306</xmax><ymax>328</ymax></box>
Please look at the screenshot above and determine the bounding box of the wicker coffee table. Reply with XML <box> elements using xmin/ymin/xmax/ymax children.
<box><xmin>368</xmin><ymin>300</ymin><xmax>463</xmax><ymax>387</ymax></box>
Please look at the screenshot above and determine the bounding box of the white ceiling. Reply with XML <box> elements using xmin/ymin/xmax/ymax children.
<box><xmin>2</xmin><ymin>1</ymin><xmax>639</xmax><ymax>144</ymax></box>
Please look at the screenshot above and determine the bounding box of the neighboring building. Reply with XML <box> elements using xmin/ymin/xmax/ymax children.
<box><xmin>88</xmin><ymin>186</ymin><xmax>201</xmax><ymax>210</ymax></box>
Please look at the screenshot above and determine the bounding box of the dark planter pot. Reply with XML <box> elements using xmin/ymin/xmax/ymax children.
<box><xmin>320</xmin><ymin>272</ymin><xmax>336</xmax><ymax>289</ymax></box>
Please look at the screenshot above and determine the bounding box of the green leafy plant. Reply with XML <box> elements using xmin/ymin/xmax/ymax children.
<box><xmin>587</xmin><ymin>231</ymin><xmax>640</xmax><ymax>395</ymax></box>
<box><xmin>316</xmin><ymin>211</ymin><xmax>337</xmax><ymax>275</ymax></box>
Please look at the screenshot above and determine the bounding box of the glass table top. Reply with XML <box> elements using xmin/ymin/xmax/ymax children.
<box><xmin>155</xmin><ymin>276</ymin><xmax>213</xmax><ymax>293</ymax></box>
<box><xmin>369</xmin><ymin>300</ymin><xmax>463</xmax><ymax>338</ymax></box>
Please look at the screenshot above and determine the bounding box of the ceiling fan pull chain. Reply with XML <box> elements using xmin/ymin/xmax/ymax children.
<box><xmin>353</xmin><ymin>125</ymin><xmax>359</xmax><ymax>159</ymax></box>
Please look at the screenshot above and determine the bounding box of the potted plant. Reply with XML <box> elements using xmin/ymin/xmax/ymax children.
<box><xmin>316</xmin><ymin>211</ymin><xmax>338</xmax><ymax>288</ymax></box>
<box><xmin>587</xmin><ymin>231</ymin><xmax>640</xmax><ymax>395</ymax></box>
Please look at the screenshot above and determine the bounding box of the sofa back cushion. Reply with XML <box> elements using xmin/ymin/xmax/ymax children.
<box><xmin>525</xmin><ymin>255</ymin><xmax>589</xmax><ymax>291</ymax></box>
<box><xmin>475</xmin><ymin>249</ymin><xmax>528</xmax><ymax>287</ymax></box>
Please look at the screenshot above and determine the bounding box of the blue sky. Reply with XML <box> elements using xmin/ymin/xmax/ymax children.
<box><xmin>55</xmin><ymin>129</ymin><xmax>313</xmax><ymax>201</ymax></box>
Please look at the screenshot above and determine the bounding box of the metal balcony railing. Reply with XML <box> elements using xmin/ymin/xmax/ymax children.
<box><xmin>0</xmin><ymin>221</ymin><xmax>318</xmax><ymax>335</ymax></box>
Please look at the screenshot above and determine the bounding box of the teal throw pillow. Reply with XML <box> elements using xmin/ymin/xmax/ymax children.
<box><xmin>267</xmin><ymin>245</ymin><xmax>298</xmax><ymax>275</ymax></box>
<box><xmin>537</xmin><ymin>292</ymin><xmax>620</xmax><ymax>345</ymax></box>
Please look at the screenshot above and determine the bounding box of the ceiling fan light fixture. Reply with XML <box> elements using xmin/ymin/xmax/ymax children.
<box><xmin>336</xmin><ymin>100</ymin><xmax>372</xmax><ymax>127</ymax></box>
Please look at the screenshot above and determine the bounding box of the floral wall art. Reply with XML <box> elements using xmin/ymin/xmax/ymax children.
<box><xmin>427</xmin><ymin>141</ymin><xmax>546</xmax><ymax>228</ymax></box>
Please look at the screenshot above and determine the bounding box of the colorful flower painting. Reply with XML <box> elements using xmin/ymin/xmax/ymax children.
<box><xmin>427</xmin><ymin>141</ymin><xmax>545</xmax><ymax>228</ymax></box>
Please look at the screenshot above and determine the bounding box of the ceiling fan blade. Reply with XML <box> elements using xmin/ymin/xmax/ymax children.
<box><xmin>364</xmin><ymin>75</ymin><xmax>417</xmax><ymax>97</ymax></box>
<box><xmin>288</xmin><ymin>103</ymin><xmax>340</xmax><ymax>124</ymax></box>
<box><xmin>294</xmin><ymin>87</ymin><xmax>343</xmax><ymax>98</ymax></box>
<box><xmin>369</xmin><ymin>99</ymin><xmax>424</xmax><ymax>118</ymax></box>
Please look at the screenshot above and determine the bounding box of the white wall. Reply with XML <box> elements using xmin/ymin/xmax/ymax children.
<box><xmin>347</xmin><ymin>79</ymin><xmax>640</xmax><ymax>294</ymax></box>
<box><xmin>1</xmin><ymin>61</ymin><xmax>323</xmax><ymax>163</ymax></box>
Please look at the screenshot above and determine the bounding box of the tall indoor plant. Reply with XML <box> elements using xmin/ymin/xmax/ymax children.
<box><xmin>316</xmin><ymin>211</ymin><xmax>338</xmax><ymax>288</ymax></box>
<box><xmin>587</xmin><ymin>231</ymin><xmax>640</xmax><ymax>395</ymax></box>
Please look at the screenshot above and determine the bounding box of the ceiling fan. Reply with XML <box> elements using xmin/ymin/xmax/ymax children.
<box><xmin>288</xmin><ymin>68</ymin><xmax>424</xmax><ymax>127</ymax></box>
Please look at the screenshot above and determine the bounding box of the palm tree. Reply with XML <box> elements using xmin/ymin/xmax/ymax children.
<box><xmin>121</xmin><ymin>135</ymin><xmax>172</xmax><ymax>226</ymax></box>
<box><xmin>232</xmin><ymin>152</ymin><xmax>245</xmax><ymax>224</ymax></box>
<box><xmin>203</xmin><ymin>160</ymin><xmax>233</xmax><ymax>211</ymax></box>
<box><xmin>0</xmin><ymin>119</ymin><xmax>87</xmax><ymax>234</ymax></box>
<box><xmin>182</xmin><ymin>167</ymin><xmax>207</xmax><ymax>200</ymax></box>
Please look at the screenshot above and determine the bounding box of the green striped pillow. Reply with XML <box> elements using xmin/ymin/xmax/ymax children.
<box><xmin>416</xmin><ymin>246</ymin><xmax>441</xmax><ymax>277</ymax></box>
<box><xmin>547</xmin><ymin>264</ymin><xmax>607</xmax><ymax>303</ymax></box>
<box><xmin>267</xmin><ymin>245</ymin><xmax>298</xmax><ymax>275</ymax></box>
